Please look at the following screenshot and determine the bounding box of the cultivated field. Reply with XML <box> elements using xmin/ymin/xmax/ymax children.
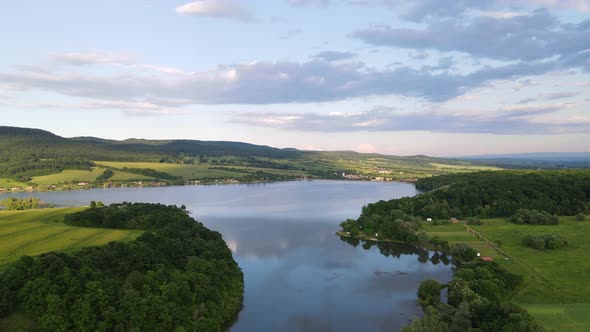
<box><xmin>31</xmin><ymin>168</ymin><xmax>107</xmax><ymax>185</ymax></box>
<box><xmin>0</xmin><ymin>179</ymin><xmax>30</xmax><ymax>190</ymax></box>
<box><xmin>95</xmin><ymin>161</ymin><xmax>248</xmax><ymax>179</ymax></box>
<box><xmin>423</xmin><ymin>217</ymin><xmax>590</xmax><ymax>331</ymax></box>
<box><xmin>0</xmin><ymin>208</ymin><xmax>142</xmax><ymax>269</ymax></box>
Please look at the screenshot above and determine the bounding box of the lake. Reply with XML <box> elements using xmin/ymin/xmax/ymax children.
<box><xmin>8</xmin><ymin>180</ymin><xmax>453</xmax><ymax>331</ymax></box>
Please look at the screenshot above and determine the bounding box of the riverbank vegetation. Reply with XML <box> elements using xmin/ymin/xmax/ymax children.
<box><xmin>341</xmin><ymin>170</ymin><xmax>590</xmax><ymax>331</ymax></box>
<box><xmin>0</xmin><ymin>203</ymin><xmax>243</xmax><ymax>331</ymax></box>
<box><xmin>0</xmin><ymin>197</ymin><xmax>41</xmax><ymax>210</ymax></box>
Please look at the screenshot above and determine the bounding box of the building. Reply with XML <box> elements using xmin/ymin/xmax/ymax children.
<box><xmin>450</xmin><ymin>218</ymin><xmax>461</xmax><ymax>224</ymax></box>
<box><xmin>481</xmin><ymin>256</ymin><xmax>494</xmax><ymax>261</ymax></box>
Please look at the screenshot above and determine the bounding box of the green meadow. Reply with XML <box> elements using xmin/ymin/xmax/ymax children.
<box><xmin>31</xmin><ymin>168</ymin><xmax>107</xmax><ymax>185</ymax></box>
<box><xmin>423</xmin><ymin>217</ymin><xmax>590</xmax><ymax>331</ymax></box>
<box><xmin>0</xmin><ymin>208</ymin><xmax>142</xmax><ymax>269</ymax></box>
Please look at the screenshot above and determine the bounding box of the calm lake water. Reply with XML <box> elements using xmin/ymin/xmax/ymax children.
<box><xmin>8</xmin><ymin>180</ymin><xmax>453</xmax><ymax>331</ymax></box>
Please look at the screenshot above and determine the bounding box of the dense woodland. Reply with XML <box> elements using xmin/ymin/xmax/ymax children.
<box><xmin>0</xmin><ymin>203</ymin><xmax>243</xmax><ymax>331</ymax></box>
<box><xmin>364</xmin><ymin>170</ymin><xmax>590</xmax><ymax>220</ymax></box>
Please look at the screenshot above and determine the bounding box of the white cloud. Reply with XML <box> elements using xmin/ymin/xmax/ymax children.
<box><xmin>52</xmin><ymin>50</ymin><xmax>136</xmax><ymax>66</ymax></box>
<box><xmin>231</xmin><ymin>103</ymin><xmax>587</xmax><ymax>134</ymax></box>
<box><xmin>176</xmin><ymin>0</ymin><xmax>253</xmax><ymax>22</ymax></box>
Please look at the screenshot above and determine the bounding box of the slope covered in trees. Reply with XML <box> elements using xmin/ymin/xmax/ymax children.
<box><xmin>0</xmin><ymin>203</ymin><xmax>244</xmax><ymax>331</ymax></box>
<box><xmin>364</xmin><ymin>170</ymin><xmax>590</xmax><ymax>220</ymax></box>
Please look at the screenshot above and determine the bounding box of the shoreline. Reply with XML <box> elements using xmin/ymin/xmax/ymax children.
<box><xmin>335</xmin><ymin>231</ymin><xmax>442</xmax><ymax>252</ymax></box>
<box><xmin>1</xmin><ymin>178</ymin><xmax>417</xmax><ymax>195</ymax></box>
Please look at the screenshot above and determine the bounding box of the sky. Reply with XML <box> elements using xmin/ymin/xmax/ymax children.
<box><xmin>1</xmin><ymin>0</ymin><xmax>589</xmax><ymax>156</ymax></box>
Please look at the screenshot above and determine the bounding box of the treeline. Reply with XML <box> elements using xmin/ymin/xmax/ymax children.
<box><xmin>119</xmin><ymin>167</ymin><xmax>181</xmax><ymax>181</ymax></box>
<box><xmin>510</xmin><ymin>209</ymin><xmax>559</xmax><ymax>225</ymax></box>
<box><xmin>0</xmin><ymin>203</ymin><xmax>244</xmax><ymax>331</ymax></box>
<box><xmin>340</xmin><ymin>209</ymin><xmax>421</xmax><ymax>242</ymax></box>
<box><xmin>364</xmin><ymin>170</ymin><xmax>590</xmax><ymax>220</ymax></box>
<box><xmin>0</xmin><ymin>158</ymin><xmax>93</xmax><ymax>181</ymax></box>
<box><xmin>0</xmin><ymin>197</ymin><xmax>41</xmax><ymax>210</ymax></box>
<box><xmin>64</xmin><ymin>202</ymin><xmax>189</xmax><ymax>230</ymax></box>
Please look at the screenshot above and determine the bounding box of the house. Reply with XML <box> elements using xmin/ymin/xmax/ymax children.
<box><xmin>481</xmin><ymin>256</ymin><xmax>494</xmax><ymax>261</ymax></box>
<box><xmin>450</xmin><ymin>218</ymin><xmax>461</xmax><ymax>224</ymax></box>
<box><xmin>0</xmin><ymin>188</ymin><xmax>6</xmax><ymax>192</ymax></box>
<box><xmin>78</xmin><ymin>182</ymin><xmax>90</xmax><ymax>186</ymax></box>
<box><xmin>426</xmin><ymin>218</ymin><xmax>433</xmax><ymax>222</ymax></box>
<box><xmin>376</xmin><ymin>169</ymin><xmax>391</xmax><ymax>174</ymax></box>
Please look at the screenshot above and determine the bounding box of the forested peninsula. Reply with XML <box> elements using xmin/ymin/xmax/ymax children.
<box><xmin>0</xmin><ymin>203</ymin><xmax>244</xmax><ymax>331</ymax></box>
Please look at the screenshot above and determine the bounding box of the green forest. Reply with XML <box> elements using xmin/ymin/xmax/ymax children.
<box><xmin>365</xmin><ymin>170</ymin><xmax>590</xmax><ymax>220</ymax></box>
<box><xmin>339</xmin><ymin>169</ymin><xmax>590</xmax><ymax>331</ymax></box>
<box><xmin>0</xmin><ymin>203</ymin><xmax>243</xmax><ymax>331</ymax></box>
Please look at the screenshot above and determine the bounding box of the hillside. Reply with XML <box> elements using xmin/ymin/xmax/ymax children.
<box><xmin>0</xmin><ymin>126</ymin><xmax>499</xmax><ymax>189</ymax></box>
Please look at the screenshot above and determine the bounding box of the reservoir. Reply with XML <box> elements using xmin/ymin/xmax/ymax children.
<box><xmin>8</xmin><ymin>180</ymin><xmax>453</xmax><ymax>331</ymax></box>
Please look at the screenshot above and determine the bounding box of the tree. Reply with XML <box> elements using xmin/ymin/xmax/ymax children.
<box><xmin>576</xmin><ymin>213</ymin><xmax>586</xmax><ymax>221</ymax></box>
<box><xmin>450</xmin><ymin>302</ymin><xmax>471</xmax><ymax>332</ymax></box>
<box><xmin>417</xmin><ymin>280</ymin><xmax>442</xmax><ymax>309</ymax></box>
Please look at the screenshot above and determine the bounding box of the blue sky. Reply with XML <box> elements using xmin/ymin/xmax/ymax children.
<box><xmin>1</xmin><ymin>0</ymin><xmax>589</xmax><ymax>156</ymax></box>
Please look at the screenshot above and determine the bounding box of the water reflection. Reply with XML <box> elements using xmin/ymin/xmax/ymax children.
<box><xmin>5</xmin><ymin>181</ymin><xmax>452</xmax><ymax>331</ymax></box>
<box><xmin>210</xmin><ymin>217</ymin><xmax>454</xmax><ymax>331</ymax></box>
<box><xmin>339</xmin><ymin>237</ymin><xmax>452</xmax><ymax>267</ymax></box>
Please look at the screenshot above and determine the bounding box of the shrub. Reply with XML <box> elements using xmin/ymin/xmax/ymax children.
<box><xmin>522</xmin><ymin>233</ymin><xmax>568</xmax><ymax>250</ymax></box>
<box><xmin>576</xmin><ymin>213</ymin><xmax>586</xmax><ymax>221</ymax></box>
<box><xmin>466</xmin><ymin>217</ymin><xmax>483</xmax><ymax>225</ymax></box>
<box><xmin>510</xmin><ymin>209</ymin><xmax>559</xmax><ymax>225</ymax></box>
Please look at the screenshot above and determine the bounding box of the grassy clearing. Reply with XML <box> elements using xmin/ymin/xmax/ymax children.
<box><xmin>423</xmin><ymin>217</ymin><xmax>590</xmax><ymax>331</ymax></box>
<box><xmin>0</xmin><ymin>208</ymin><xmax>142</xmax><ymax>269</ymax></box>
<box><xmin>523</xmin><ymin>303</ymin><xmax>590</xmax><ymax>332</ymax></box>
<box><xmin>31</xmin><ymin>167</ymin><xmax>106</xmax><ymax>185</ymax></box>
<box><xmin>96</xmin><ymin>161</ymin><xmax>277</xmax><ymax>179</ymax></box>
<box><xmin>0</xmin><ymin>179</ymin><xmax>30</xmax><ymax>189</ymax></box>
<box><xmin>109</xmin><ymin>170</ymin><xmax>154</xmax><ymax>181</ymax></box>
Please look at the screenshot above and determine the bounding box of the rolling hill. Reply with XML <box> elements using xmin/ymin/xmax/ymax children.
<box><xmin>0</xmin><ymin>126</ymin><xmax>497</xmax><ymax>188</ymax></box>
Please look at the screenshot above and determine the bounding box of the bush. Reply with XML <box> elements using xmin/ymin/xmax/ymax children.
<box><xmin>510</xmin><ymin>209</ymin><xmax>559</xmax><ymax>225</ymax></box>
<box><xmin>466</xmin><ymin>217</ymin><xmax>483</xmax><ymax>225</ymax></box>
<box><xmin>522</xmin><ymin>234</ymin><xmax>568</xmax><ymax>250</ymax></box>
<box><xmin>576</xmin><ymin>213</ymin><xmax>586</xmax><ymax>221</ymax></box>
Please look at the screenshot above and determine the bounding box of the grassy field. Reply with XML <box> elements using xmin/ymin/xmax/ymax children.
<box><xmin>423</xmin><ymin>217</ymin><xmax>590</xmax><ymax>331</ymax></box>
<box><xmin>0</xmin><ymin>208</ymin><xmax>142</xmax><ymax>269</ymax></box>
<box><xmin>95</xmin><ymin>161</ymin><xmax>249</xmax><ymax>179</ymax></box>
<box><xmin>0</xmin><ymin>179</ymin><xmax>30</xmax><ymax>189</ymax></box>
<box><xmin>31</xmin><ymin>167</ymin><xmax>107</xmax><ymax>185</ymax></box>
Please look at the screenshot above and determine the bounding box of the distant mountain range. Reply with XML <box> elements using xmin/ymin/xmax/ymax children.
<box><xmin>462</xmin><ymin>152</ymin><xmax>590</xmax><ymax>161</ymax></box>
<box><xmin>1</xmin><ymin>126</ymin><xmax>588</xmax><ymax>183</ymax></box>
<box><xmin>460</xmin><ymin>152</ymin><xmax>590</xmax><ymax>169</ymax></box>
